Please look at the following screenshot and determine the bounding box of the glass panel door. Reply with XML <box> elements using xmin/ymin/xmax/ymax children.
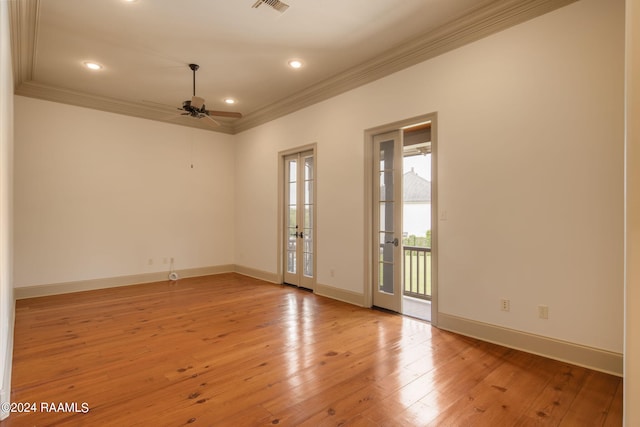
<box><xmin>284</xmin><ymin>151</ymin><xmax>315</xmax><ymax>289</ymax></box>
<box><xmin>372</xmin><ymin>131</ymin><xmax>402</xmax><ymax>312</ymax></box>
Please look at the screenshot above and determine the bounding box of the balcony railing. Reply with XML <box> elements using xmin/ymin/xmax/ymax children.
<box><xmin>403</xmin><ymin>245</ymin><xmax>432</xmax><ymax>300</ymax></box>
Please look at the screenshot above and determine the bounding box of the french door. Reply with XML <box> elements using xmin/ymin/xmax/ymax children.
<box><xmin>283</xmin><ymin>150</ymin><xmax>315</xmax><ymax>289</ymax></box>
<box><xmin>372</xmin><ymin>131</ymin><xmax>402</xmax><ymax>312</ymax></box>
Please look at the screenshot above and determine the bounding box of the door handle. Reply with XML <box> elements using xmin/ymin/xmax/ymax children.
<box><xmin>385</xmin><ymin>238</ymin><xmax>399</xmax><ymax>247</ymax></box>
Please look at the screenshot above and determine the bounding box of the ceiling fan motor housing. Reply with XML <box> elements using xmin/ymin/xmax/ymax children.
<box><xmin>177</xmin><ymin>63</ymin><xmax>241</xmax><ymax>124</ymax></box>
<box><xmin>182</xmin><ymin>99</ymin><xmax>206</xmax><ymax>115</ymax></box>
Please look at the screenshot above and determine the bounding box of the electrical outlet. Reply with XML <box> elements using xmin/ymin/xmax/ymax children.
<box><xmin>538</xmin><ymin>305</ymin><xmax>549</xmax><ymax>319</ymax></box>
<box><xmin>148</xmin><ymin>258</ymin><xmax>153</xmax><ymax>266</ymax></box>
<box><xmin>330</xmin><ymin>269</ymin><xmax>335</xmax><ymax>277</ymax></box>
<box><xmin>500</xmin><ymin>299</ymin><xmax>510</xmax><ymax>312</ymax></box>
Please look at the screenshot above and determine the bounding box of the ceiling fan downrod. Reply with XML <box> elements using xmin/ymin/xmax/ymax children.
<box><xmin>189</xmin><ymin>63</ymin><xmax>199</xmax><ymax>97</ymax></box>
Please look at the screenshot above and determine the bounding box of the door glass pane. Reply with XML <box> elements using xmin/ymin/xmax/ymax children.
<box><xmin>288</xmin><ymin>224</ymin><xmax>297</xmax><ymax>274</ymax></box>
<box><xmin>303</xmin><ymin>154</ymin><xmax>313</xmax><ymax>280</ymax></box>
<box><xmin>304</xmin><ymin>205</ymin><xmax>313</xmax><ymax>229</ymax></box>
<box><xmin>304</xmin><ymin>253</ymin><xmax>313</xmax><ymax>277</ymax></box>
<box><xmin>305</xmin><ymin>181</ymin><xmax>313</xmax><ymax>204</ymax></box>
<box><xmin>287</xmin><ymin>249</ymin><xmax>296</xmax><ymax>274</ymax></box>
<box><xmin>289</xmin><ymin>182</ymin><xmax>297</xmax><ymax>206</ymax></box>
<box><xmin>289</xmin><ymin>160</ymin><xmax>297</xmax><ymax>182</ymax></box>
<box><xmin>379</xmin><ymin>260</ymin><xmax>394</xmax><ymax>293</ymax></box>
<box><xmin>304</xmin><ymin>156</ymin><xmax>314</xmax><ymax>180</ymax></box>
<box><xmin>380</xmin><ymin>171</ymin><xmax>393</xmax><ymax>201</ymax></box>
<box><xmin>379</xmin><ymin>139</ymin><xmax>394</xmax><ymax>171</ymax></box>
<box><xmin>379</xmin><ymin>232</ymin><xmax>394</xmax><ymax>262</ymax></box>
<box><xmin>285</xmin><ymin>157</ymin><xmax>297</xmax><ymax>276</ymax></box>
<box><xmin>288</xmin><ymin>204</ymin><xmax>297</xmax><ymax>228</ymax></box>
<box><xmin>379</xmin><ymin>202</ymin><xmax>394</xmax><ymax>232</ymax></box>
<box><xmin>303</xmin><ymin>229</ymin><xmax>312</xmax><ymax>252</ymax></box>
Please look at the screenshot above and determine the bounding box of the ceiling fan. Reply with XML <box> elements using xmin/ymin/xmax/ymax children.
<box><xmin>178</xmin><ymin>63</ymin><xmax>242</xmax><ymax>126</ymax></box>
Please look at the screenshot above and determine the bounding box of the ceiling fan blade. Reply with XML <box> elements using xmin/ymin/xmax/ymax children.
<box><xmin>207</xmin><ymin>110</ymin><xmax>243</xmax><ymax>119</ymax></box>
<box><xmin>202</xmin><ymin>115</ymin><xmax>220</xmax><ymax>127</ymax></box>
<box><xmin>191</xmin><ymin>96</ymin><xmax>205</xmax><ymax>110</ymax></box>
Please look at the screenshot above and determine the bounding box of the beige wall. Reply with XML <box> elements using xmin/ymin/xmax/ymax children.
<box><xmin>0</xmin><ymin>0</ymin><xmax>14</xmax><ymax>419</ymax></box>
<box><xmin>625</xmin><ymin>0</ymin><xmax>640</xmax><ymax>423</ymax></box>
<box><xmin>8</xmin><ymin>0</ymin><xmax>627</xmax><ymax>395</ymax></box>
<box><xmin>13</xmin><ymin>97</ymin><xmax>236</xmax><ymax>287</ymax></box>
<box><xmin>235</xmin><ymin>0</ymin><xmax>625</xmax><ymax>353</ymax></box>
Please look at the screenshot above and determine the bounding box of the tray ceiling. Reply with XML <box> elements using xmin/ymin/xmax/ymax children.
<box><xmin>9</xmin><ymin>0</ymin><xmax>576</xmax><ymax>134</ymax></box>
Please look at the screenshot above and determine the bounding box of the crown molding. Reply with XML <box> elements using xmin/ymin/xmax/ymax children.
<box><xmin>10</xmin><ymin>0</ymin><xmax>577</xmax><ymax>135</ymax></box>
<box><xmin>9</xmin><ymin>0</ymin><xmax>38</xmax><ymax>85</ymax></box>
<box><xmin>14</xmin><ymin>81</ymin><xmax>235</xmax><ymax>134</ymax></box>
<box><xmin>232</xmin><ymin>0</ymin><xmax>577</xmax><ymax>133</ymax></box>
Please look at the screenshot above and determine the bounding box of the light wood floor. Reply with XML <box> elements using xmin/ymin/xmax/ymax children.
<box><xmin>2</xmin><ymin>273</ymin><xmax>622</xmax><ymax>426</ymax></box>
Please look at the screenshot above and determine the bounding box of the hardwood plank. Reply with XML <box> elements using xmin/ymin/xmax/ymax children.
<box><xmin>0</xmin><ymin>273</ymin><xmax>622</xmax><ymax>426</ymax></box>
<box><xmin>513</xmin><ymin>362</ymin><xmax>591</xmax><ymax>426</ymax></box>
<box><xmin>603</xmin><ymin>379</ymin><xmax>624</xmax><ymax>427</ymax></box>
<box><xmin>559</xmin><ymin>370</ymin><xmax>622</xmax><ymax>426</ymax></box>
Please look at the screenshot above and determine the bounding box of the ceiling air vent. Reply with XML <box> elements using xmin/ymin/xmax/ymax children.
<box><xmin>252</xmin><ymin>0</ymin><xmax>290</xmax><ymax>13</ymax></box>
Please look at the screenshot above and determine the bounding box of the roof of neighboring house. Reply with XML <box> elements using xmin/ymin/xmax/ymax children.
<box><xmin>404</xmin><ymin>168</ymin><xmax>431</xmax><ymax>203</ymax></box>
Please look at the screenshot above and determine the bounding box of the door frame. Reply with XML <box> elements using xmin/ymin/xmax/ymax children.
<box><xmin>363</xmin><ymin>113</ymin><xmax>438</xmax><ymax>325</ymax></box>
<box><xmin>277</xmin><ymin>143</ymin><xmax>318</xmax><ymax>290</ymax></box>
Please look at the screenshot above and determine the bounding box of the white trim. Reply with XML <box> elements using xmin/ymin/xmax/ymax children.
<box><xmin>429</xmin><ymin>119</ymin><xmax>439</xmax><ymax>326</ymax></box>
<box><xmin>233</xmin><ymin>265</ymin><xmax>280</xmax><ymax>284</ymax></box>
<box><xmin>314</xmin><ymin>282</ymin><xmax>365</xmax><ymax>307</ymax></box>
<box><xmin>10</xmin><ymin>0</ymin><xmax>578</xmax><ymax>134</ymax></box>
<box><xmin>625</xmin><ymin>0</ymin><xmax>640</xmax><ymax>423</ymax></box>
<box><xmin>11</xmin><ymin>266</ymin><xmax>622</xmax><ymax>377</ymax></box>
<box><xmin>14</xmin><ymin>83</ymin><xmax>236</xmax><ymax>134</ymax></box>
<box><xmin>14</xmin><ymin>265</ymin><xmax>235</xmax><ymax>299</ymax></box>
<box><xmin>438</xmin><ymin>313</ymin><xmax>623</xmax><ymax>377</ymax></box>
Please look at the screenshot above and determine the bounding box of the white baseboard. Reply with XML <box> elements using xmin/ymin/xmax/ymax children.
<box><xmin>14</xmin><ymin>265</ymin><xmax>235</xmax><ymax>299</ymax></box>
<box><xmin>437</xmin><ymin>313</ymin><xmax>623</xmax><ymax>377</ymax></box>
<box><xmin>233</xmin><ymin>265</ymin><xmax>280</xmax><ymax>284</ymax></box>
<box><xmin>12</xmin><ymin>271</ymin><xmax>622</xmax><ymax>377</ymax></box>
<box><xmin>314</xmin><ymin>282</ymin><xmax>365</xmax><ymax>307</ymax></box>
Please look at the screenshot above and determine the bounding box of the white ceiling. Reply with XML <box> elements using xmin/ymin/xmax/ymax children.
<box><xmin>9</xmin><ymin>0</ymin><xmax>575</xmax><ymax>133</ymax></box>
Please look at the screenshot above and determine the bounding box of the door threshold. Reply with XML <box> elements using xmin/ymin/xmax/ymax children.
<box><xmin>372</xmin><ymin>306</ymin><xmax>400</xmax><ymax>315</ymax></box>
<box><xmin>402</xmin><ymin>296</ymin><xmax>431</xmax><ymax>322</ymax></box>
<box><xmin>283</xmin><ymin>282</ymin><xmax>313</xmax><ymax>292</ymax></box>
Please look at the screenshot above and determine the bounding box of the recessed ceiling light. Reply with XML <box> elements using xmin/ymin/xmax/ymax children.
<box><xmin>224</xmin><ymin>98</ymin><xmax>236</xmax><ymax>105</ymax></box>
<box><xmin>288</xmin><ymin>59</ymin><xmax>303</xmax><ymax>69</ymax></box>
<box><xmin>83</xmin><ymin>62</ymin><xmax>103</xmax><ymax>71</ymax></box>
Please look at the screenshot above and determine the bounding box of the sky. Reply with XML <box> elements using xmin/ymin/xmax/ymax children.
<box><xmin>403</xmin><ymin>154</ymin><xmax>431</xmax><ymax>180</ymax></box>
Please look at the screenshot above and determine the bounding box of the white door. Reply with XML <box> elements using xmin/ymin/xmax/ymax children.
<box><xmin>372</xmin><ymin>131</ymin><xmax>402</xmax><ymax>312</ymax></box>
<box><xmin>284</xmin><ymin>151</ymin><xmax>315</xmax><ymax>289</ymax></box>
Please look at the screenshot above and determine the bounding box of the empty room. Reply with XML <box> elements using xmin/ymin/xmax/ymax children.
<box><xmin>1</xmin><ymin>0</ymin><xmax>639</xmax><ymax>425</ymax></box>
